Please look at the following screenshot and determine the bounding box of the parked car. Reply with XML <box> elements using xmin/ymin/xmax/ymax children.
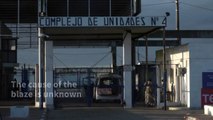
<box><xmin>94</xmin><ymin>74</ymin><xmax>122</xmax><ymax>102</ymax></box>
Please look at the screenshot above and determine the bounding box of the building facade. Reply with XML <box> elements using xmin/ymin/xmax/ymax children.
<box><xmin>156</xmin><ymin>39</ymin><xmax>213</xmax><ymax>108</ymax></box>
<box><xmin>0</xmin><ymin>22</ymin><xmax>17</xmax><ymax>100</ymax></box>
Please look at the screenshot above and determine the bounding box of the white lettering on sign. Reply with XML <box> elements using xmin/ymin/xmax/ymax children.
<box><xmin>202</xmin><ymin>94</ymin><xmax>213</xmax><ymax>103</ymax></box>
<box><xmin>38</xmin><ymin>16</ymin><xmax>167</xmax><ymax>27</ymax></box>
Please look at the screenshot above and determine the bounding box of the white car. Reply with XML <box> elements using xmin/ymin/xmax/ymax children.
<box><xmin>94</xmin><ymin>74</ymin><xmax>122</xmax><ymax>102</ymax></box>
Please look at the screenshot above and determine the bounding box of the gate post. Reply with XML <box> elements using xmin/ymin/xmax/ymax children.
<box><xmin>44</xmin><ymin>41</ymin><xmax>54</xmax><ymax>109</ymax></box>
<box><xmin>38</xmin><ymin>28</ymin><xmax>44</xmax><ymax>109</ymax></box>
<box><xmin>123</xmin><ymin>31</ymin><xmax>133</xmax><ymax>108</ymax></box>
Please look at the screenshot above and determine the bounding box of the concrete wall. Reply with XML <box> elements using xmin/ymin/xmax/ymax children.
<box><xmin>167</xmin><ymin>45</ymin><xmax>190</xmax><ymax>106</ymax></box>
<box><xmin>189</xmin><ymin>40</ymin><xmax>213</xmax><ymax>108</ymax></box>
<box><xmin>156</xmin><ymin>45</ymin><xmax>190</xmax><ymax>106</ymax></box>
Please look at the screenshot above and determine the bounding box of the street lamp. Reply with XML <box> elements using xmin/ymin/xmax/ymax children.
<box><xmin>163</xmin><ymin>12</ymin><xmax>170</xmax><ymax>110</ymax></box>
<box><xmin>175</xmin><ymin>0</ymin><xmax>181</xmax><ymax>45</ymax></box>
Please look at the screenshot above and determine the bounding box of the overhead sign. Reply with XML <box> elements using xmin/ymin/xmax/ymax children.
<box><xmin>202</xmin><ymin>72</ymin><xmax>213</xmax><ymax>88</ymax></box>
<box><xmin>38</xmin><ymin>16</ymin><xmax>166</xmax><ymax>27</ymax></box>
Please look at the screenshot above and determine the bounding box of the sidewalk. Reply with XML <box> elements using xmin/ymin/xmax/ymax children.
<box><xmin>0</xmin><ymin>106</ymin><xmax>44</xmax><ymax>120</ymax></box>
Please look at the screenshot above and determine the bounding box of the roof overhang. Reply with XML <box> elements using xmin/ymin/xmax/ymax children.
<box><xmin>44</xmin><ymin>27</ymin><xmax>162</xmax><ymax>40</ymax></box>
<box><xmin>43</xmin><ymin>26</ymin><xmax>164</xmax><ymax>47</ymax></box>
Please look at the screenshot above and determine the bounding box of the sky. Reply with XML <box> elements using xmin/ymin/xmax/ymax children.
<box><xmin>142</xmin><ymin>0</ymin><xmax>213</xmax><ymax>29</ymax></box>
<box><xmin>17</xmin><ymin>0</ymin><xmax>213</xmax><ymax>68</ymax></box>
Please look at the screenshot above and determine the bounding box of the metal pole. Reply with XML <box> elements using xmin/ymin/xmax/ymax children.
<box><xmin>17</xmin><ymin>0</ymin><xmax>20</xmax><ymax>37</ymax></box>
<box><xmin>109</xmin><ymin>0</ymin><xmax>111</xmax><ymax>16</ymax></box>
<box><xmin>130</xmin><ymin>0</ymin><xmax>133</xmax><ymax>16</ymax></box>
<box><xmin>88</xmin><ymin>0</ymin><xmax>90</xmax><ymax>16</ymax></box>
<box><xmin>137</xmin><ymin>47</ymin><xmax>140</xmax><ymax>63</ymax></box>
<box><xmin>87</xmin><ymin>69</ymin><xmax>92</xmax><ymax>107</ymax></box>
<box><xmin>145</xmin><ymin>36</ymin><xmax>148</xmax><ymax>82</ymax></box>
<box><xmin>46</xmin><ymin>0</ymin><xmax>48</xmax><ymax>16</ymax></box>
<box><xmin>38</xmin><ymin>28</ymin><xmax>44</xmax><ymax>109</ymax></box>
<box><xmin>176</xmin><ymin>0</ymin><xmax>181</xmax><ymax>45</ymax></box>
<box><xmin>163</xmin><ymin>27</ymin><xmax>167</xmax><ymax>110</ymax></box>
<box><xmin>131</xmin><ymin>39</ymin><xmax>136</xmax><ymax>106</ymax></box>
<box><xmin>67</xmin><ymin>0</ymin><xmax>69</xmax><ymax>16</ymax></box>
<box><xmin>35</xmin><ymin>64</ymin><xmax>39</xmax><ymax>106</ymax></box>
<box><xmin>111</xmin><ymin>41</ymin><xmax>117</xmax><ymax>73</ymax></box>
<box><xmin>30</xmin><ymin>24</ymin><xmax>32</xmax><ymax>48</ymax></box>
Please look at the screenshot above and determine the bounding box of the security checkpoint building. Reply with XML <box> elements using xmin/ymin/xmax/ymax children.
<box><xmin>1</xmin><ymin>0</ymin><xmax>213</xmax><ymax>110</ymax></box>
<box><xmin>1</xmin><ymin>0</ymin><xmax>183</xmax><ymax>109</ymax></box>
<box><xmin>36</xmin><ymin>0</ymin><xmax>167</xmax><ymax>109</ymax></box>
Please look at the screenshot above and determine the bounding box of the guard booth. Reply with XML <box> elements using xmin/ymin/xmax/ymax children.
<box><xmin>36</xmin><ymin>0</ymin><xmax>167</xmax><ymax>109</ymax></box>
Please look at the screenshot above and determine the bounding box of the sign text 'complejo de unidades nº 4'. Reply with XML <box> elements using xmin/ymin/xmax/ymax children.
<box><xmin>39</xmin><ymin>16</ymin><xmax>167</xmax><ymax>27</ymax></box>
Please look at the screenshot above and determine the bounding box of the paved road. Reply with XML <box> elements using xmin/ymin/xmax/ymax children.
<box><xmin>0</xmin><ymin>106</ymin><xmax>206</xmax><ymax>120</ymax></box>
<box><xmin>47</xmin><ymin>107</ymin><xmax>201</xmax><ymax>120</ymax></box>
